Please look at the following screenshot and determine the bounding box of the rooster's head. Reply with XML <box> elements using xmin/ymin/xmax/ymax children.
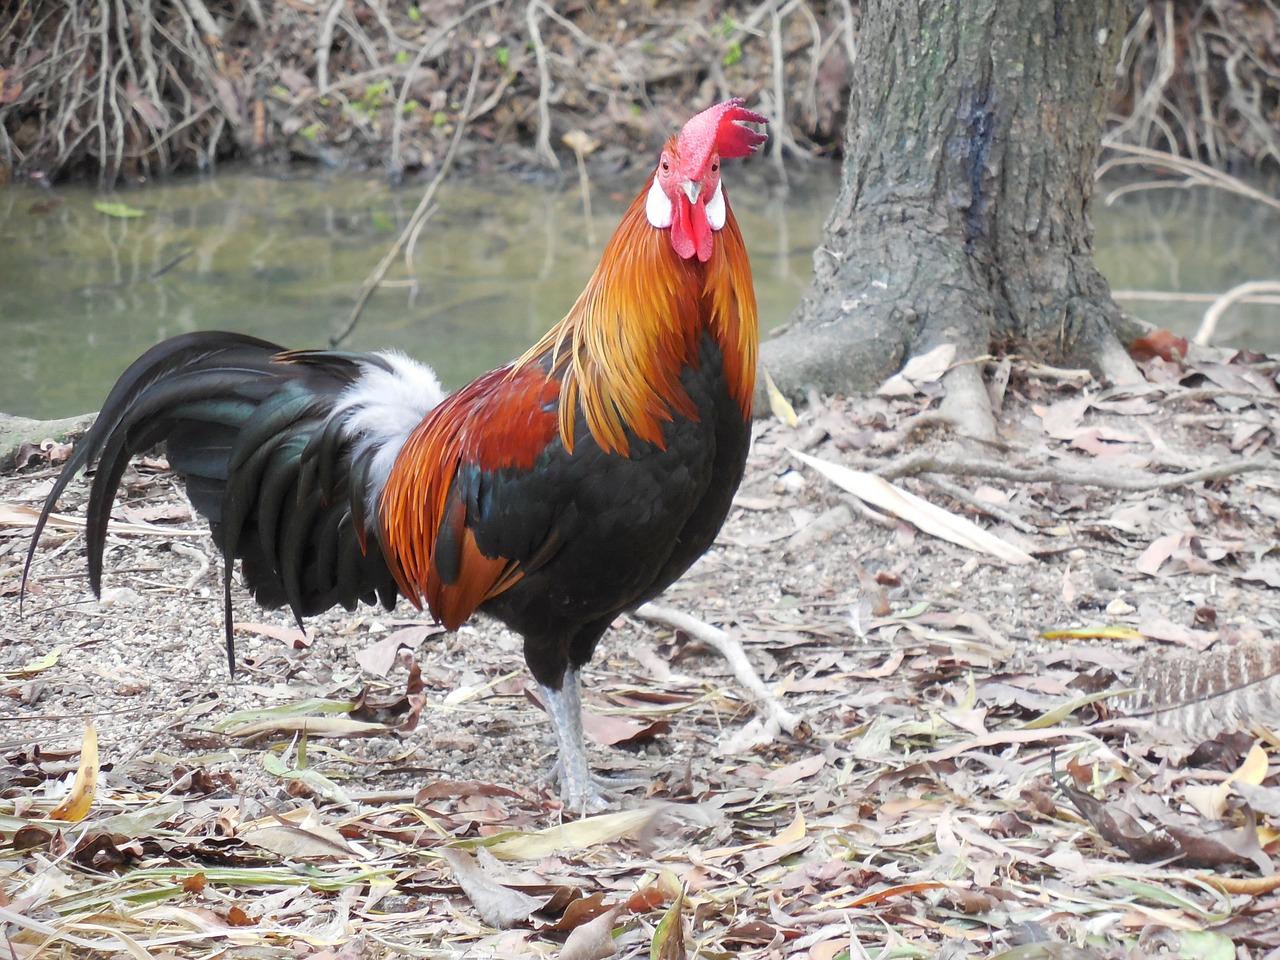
<box><xmin>645</xmin><ymin>98</ymin><xmax>768</xmax><ymax>263</ymax></box>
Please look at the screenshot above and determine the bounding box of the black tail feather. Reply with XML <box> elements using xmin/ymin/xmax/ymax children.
<box><xmin>22</xmin><ymin>330</ymin><xmax>411</xmax><ymax>675</ymax></box>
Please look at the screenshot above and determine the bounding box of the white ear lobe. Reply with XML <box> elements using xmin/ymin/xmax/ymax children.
<box><xmin>646</xmin><ymin>177</ymin><xmax>672</xmax><ymax>228</ymax></box>
<box><xmin>706</xmin><ymin>181</ymin><xmax>726</xmax><ymax>230</ymax></box>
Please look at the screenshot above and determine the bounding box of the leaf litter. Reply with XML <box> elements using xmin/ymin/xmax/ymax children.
<box><xmin>2</xmin><ymin>353</ymin><xmax>1280</xmax><ymax>956</ymax></box>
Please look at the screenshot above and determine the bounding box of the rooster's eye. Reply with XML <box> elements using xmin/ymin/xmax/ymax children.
<box><xmin>711</xmin><ymin>162</ymin><xmax>719</xmax><ymax>172</ymax></box>
<box><xmin>661</xmin><ymin>160</ymin><xmax>669</xmax><ymax>172</ymax></box>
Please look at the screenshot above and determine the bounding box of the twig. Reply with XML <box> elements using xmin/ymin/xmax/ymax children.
<box><xmin>182</xmin><ymin>0</ymin><xmax>222</xmax><ymax>40</ymax></box>
<box><xmin>389</xmin><ymin>0</ymin><xmax>504</xmax><ymax>178</ymax></box>
<box><xmin>1097</xmin><ymin>143</ymin><xmax>1280</xmax><ymax>213</ymax></box>
<box><xmin>316</xmin><ymin>0</ymin><xmax>345</xmax><ymax>96</ymax></box>
<box><xmin>1112</xmin><ymin>289</ymin><xmax>1280</xmax><ymax>308</ymax></box>
<box><xmin>769</xmin><ymin>3</ymin><xmax>789</xmax><ymax>190</ymax></box>
<box><xmin>634</xmin><ymin>603</ymin><xmax>804</xmax><ymax>742</ymax></box>
<box><xmin>1195</xmin><ymin>281</ymin><xmax>1280</xmax><ymax>347</ymax></box>
<box><xmin>1160</xmin><ymin>386</ymin><xmax>1280</xmax><ymax>405</ymax></box>
<box><xmin>330</xmin><ymin>54</ymin><xmax>482</xmax><ymax>349</ymax></box>
<box><xmin>872</xmin><ymin>451</ymin><xmax>1275</xmax><ymax>491</ymax></box>
<box><xmin>920</xmin><ymin>475</ymin><xmax>1038</xmax><ymax>534</ymax></box>
<box><xmin>170</xmin><ymin>541</ymin><xmax>211</xmax><ymax>591</ymax></box>
<box><xmin>525</xmin><ymin>0</ymin><xmax>559</xmax><ymax>170</ymax></box>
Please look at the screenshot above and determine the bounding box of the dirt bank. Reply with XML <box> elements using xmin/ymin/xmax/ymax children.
<box><xmin>2</xmin><ymin>1</ymin><xmax>1278</xmax><ymax>183</ymax></box>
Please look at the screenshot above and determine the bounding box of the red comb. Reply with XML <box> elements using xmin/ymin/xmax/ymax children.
<box><xmin>676</xmin><ymin>98</ymin><xmax>769</xmax><ymax>171</ymax></box>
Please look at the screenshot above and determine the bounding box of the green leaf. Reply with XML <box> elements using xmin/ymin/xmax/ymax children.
<box><xmin>650</xmin><ymin>884</ymin><xmax>685</xmax><ymax>960</ymax></box>
<box><xmin>1172</xmin><ymin>931</ymin><xmax>1236</xmax><ymax>959</ymax></box>
<box><xmin>93</xmin><ymin>200</ymin><xmax>146</xmax><ymax>219</ymax></box>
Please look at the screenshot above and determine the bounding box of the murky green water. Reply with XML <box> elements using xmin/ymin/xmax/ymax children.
<box><xmin>1</xmin><ymin>165</ymin><xmax>1277</xmax><ymax>420</ymax></box>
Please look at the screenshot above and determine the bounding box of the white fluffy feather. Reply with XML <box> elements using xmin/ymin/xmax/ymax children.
<box><xmin>332</xmin><ymin>350</ymin><xmax>445</xmax><ymax>522</ymax></box>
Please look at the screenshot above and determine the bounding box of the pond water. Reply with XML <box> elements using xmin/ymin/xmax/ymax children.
<box><xmin>1</xmin><ymin>163</ymin><xmax>1278</xmax><ymax>420</ymax></box>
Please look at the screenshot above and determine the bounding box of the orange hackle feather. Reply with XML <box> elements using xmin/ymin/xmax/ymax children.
<box><xmin>378</xmin><ymin>137</ymin><xmax>758</xmax><ymax>631</ymax></box>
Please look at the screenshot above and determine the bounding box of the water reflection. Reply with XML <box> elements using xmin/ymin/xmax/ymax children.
<box><xmin>1093</xmin><ymin>179</ymin><xmax>1280</xmax><ymax>345</ymax></box>
<box><xmin>1</xmin><ymin>164</ymin><xmax>1277</xmax><ymax>419</ymax></box>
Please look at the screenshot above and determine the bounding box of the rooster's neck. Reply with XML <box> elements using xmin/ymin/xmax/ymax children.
<box><xmin>518</xmin><ymin>183</ymin><xmax>758</xmax><ymax>456</ymax></box>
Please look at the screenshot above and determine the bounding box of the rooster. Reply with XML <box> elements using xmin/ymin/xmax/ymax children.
<box><xmin>24</xmin><ymin>98</ymin><xmax>767</xmax><ymax>811</ymax></box>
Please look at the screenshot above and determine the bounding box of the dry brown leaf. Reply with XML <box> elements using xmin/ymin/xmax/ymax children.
<box><xmin>557</xmin><ymin>903</ymin><xmax>623</xmax><ymax>960</ymax></box>
<box><xmin>354</xmin><ymin>625</ymin><xmax>441</xmax><ymax>676</ymax></box>
<box><xmin>441</xmin><ymin>847</ymin><xmax>544</xmax><ymax>929</ymax></box>
<box><xmin>877</xmin><ymin>343</ymin><xmax>955</xmax><ymax>396</ymax></box>
<box><xmin>764</xmin><ymin>754</ymin><xmax>825</xmax><ymax>786</ymax></box>
<box><xmin>240</xmin><ymin>823</ymin><xmax>357</xmax><ymax>859</ymax></box>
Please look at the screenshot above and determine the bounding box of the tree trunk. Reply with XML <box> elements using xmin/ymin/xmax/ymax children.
<box><xmin>762</xmin><ymin>0</ymin><xmax>1145</xmax><ymax>422</ymax></box>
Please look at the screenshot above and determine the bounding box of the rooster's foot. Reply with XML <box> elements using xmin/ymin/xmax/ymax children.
<box><xmin>540</xmin><ymin>670</ymin><xmax>647</xmax><ymax>815</ymax></box>
<box><xmin>548</xmin><ymin>760</ymin><xmax>646</xmax><ymax>812</ymax></box>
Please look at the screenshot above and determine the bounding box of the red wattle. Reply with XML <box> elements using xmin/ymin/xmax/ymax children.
<box><xmin>671</xmin><ymin>198</ymin><xmax>713</xmax><ymax>262</ymax></box>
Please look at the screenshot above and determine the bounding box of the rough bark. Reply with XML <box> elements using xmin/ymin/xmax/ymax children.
<box><xmin>763</xmin><ymin>0</ymin><xmax>1144</xmax><ymax>415</ymax></box>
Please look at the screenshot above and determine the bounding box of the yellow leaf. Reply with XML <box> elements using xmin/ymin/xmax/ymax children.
<box><xmin>93</xmin><ymin>199</ymin><xmax>146</xmax><ymax>218</ymax></box>
<box><xmin>763</xmin><ymin>367</ymin><xmax>798</xmax><ymax>427</ymax></box>
<box><xmin>1040</xmin><ymin>625</ymin><xmax>1144</xmax><ymax>641</ymax></box>
<box><xmin>769</xmin><ymin>807</ymin><xmax>806</xmax><ymax>846</ymax></box>
<box><xmin>1188</xmin><ymin>741</ymin><xmax>1270</xmax><ymax>820</ymax></box>
<box><xmin>1235</xmin><ymin>742</ymin><xmax>1269</xmax><ymax>786</ymax></box>
<box><xmin>49</xmin><ymin>724</ymin><xmax>98</xmax><ymax>821</ymax></box>
<box><xmin>0</xmin><ymin>646</ymin><xmax>62</xmax><ymax>679</ymax></box>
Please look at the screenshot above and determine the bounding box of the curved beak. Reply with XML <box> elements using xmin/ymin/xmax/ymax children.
<box><xmin>680</xmin><ymin>179</ymin><xmax>702</xmax><ymax>204</ymax></box>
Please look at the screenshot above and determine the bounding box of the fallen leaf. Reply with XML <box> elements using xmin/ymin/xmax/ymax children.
<box><xmin>93</xmin><ymin>199</ymin><xmax>147</xmax><ymax>219</ymax></box>
<box><xmin>484</xmin><ymin>805</ymin><xmax>678</xmax><ymax>860</ymax></box>
<box><xmin>877</xmin><ymin>343</ymin><xmax>955</xmax><ymax>396</ymax></box>
<box><xmin>790</xmin><ymin>449</ymin><xmax>1035</xmax><ymax>565</ymax></box>
<box><xmin>1038</xmin><ymin>394</ymin><xmax>1091</xmax><ymax>440</ymax></box>
<box><xmin>240</xmin><ymin>822</ymin><xmax>357</xmax><ymax>859</ymax></box>
<box><xmin>355</xmin><ymin>625</ymin><xmax>441</xmax><ymax>676</ymax></box>
<box><xmin>1129</xmin><ymin>329</ymin><xmax>1188</xmax><ymax>362</ymax></box>
<box><xmin>0</xmin><ymin>502</ymin><xmax>205</xmax><ymax>537</ymax></box>
<box><xmin>1135</xmin><ymin>533</ymin><xmax>1185</xmax><ymax>577</ymax></box>
<box><xmin>581</xmin><ymin>712</ymin><xmax>670</xmax><ymax>747</ymax></box>
<box><xmin>650</xmin><ymin>884</ymin><xmax>686</xmax><ymax>960</ymax></box>
<box><xmin>765</xmin><ymin>754</ymin><xmax>825</xmax><ymax>786</ymax></box>
<box><xmin>441</xmin><ymin>847</ymin><xmax>544</xmax><ymax>929</ymax></box>
<box><xmin>49</xmin><ymin>724</ymin><xmax>98</xmax><ymax>822</ymax></box>
<box><xmin>557</xmin><ymin>902</ymin><xmax>622</xmax><ymax>960</ymax></box>
<box><xmin>233</xmin><ymin>621</ymin><xmax>310</xmax><ymax>649</ymax></box>
<box><xmin>225</xmin><ymin>716</ymin><xmax>387</xmax><ymax>740</ymax></box>
<box><xmin>1137</xmin><ymin>604</ymin><xmax>1217</xmax><ymax>650</ymax></box>
<box><xmin>763</xmin><ymin>366</ymin><xmax>798</xmax><ymax>426</ymax></box>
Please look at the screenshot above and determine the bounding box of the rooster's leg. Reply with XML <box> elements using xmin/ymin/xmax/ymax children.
<box><xmin>542</xmin><ymin>667</ymin><xmax>648</xmax><ymax>813</ymax></box>
<box><xmin>541</xmin><ymin>669</ymin><xmax>607</xmax><ymax>813</ymax></box>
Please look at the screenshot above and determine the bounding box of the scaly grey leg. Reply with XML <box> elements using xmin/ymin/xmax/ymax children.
<box><xmin>543</xmin><ymin>667</ymin><xmax>649</xmax><ymax>813</ymax></box>
<box><xmin>541</xmin><ymin>670</ymin><xmax>607</xmax><ymax>813</ymax></box>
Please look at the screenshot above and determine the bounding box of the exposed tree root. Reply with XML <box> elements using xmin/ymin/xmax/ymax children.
<box><xmin>2</xmin><ymin>2</ymin><xmax>1276</xmax><ymax>182</ymax></box>
<box><xmin>634</xmin><ymin>603</ymin><xmax>805</xmax><ymax>747</ymax></box>
<box><xmin>870</xmin><ymin>450</ymin><xmax>1273</xmax><ymax>491</ymax></box>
